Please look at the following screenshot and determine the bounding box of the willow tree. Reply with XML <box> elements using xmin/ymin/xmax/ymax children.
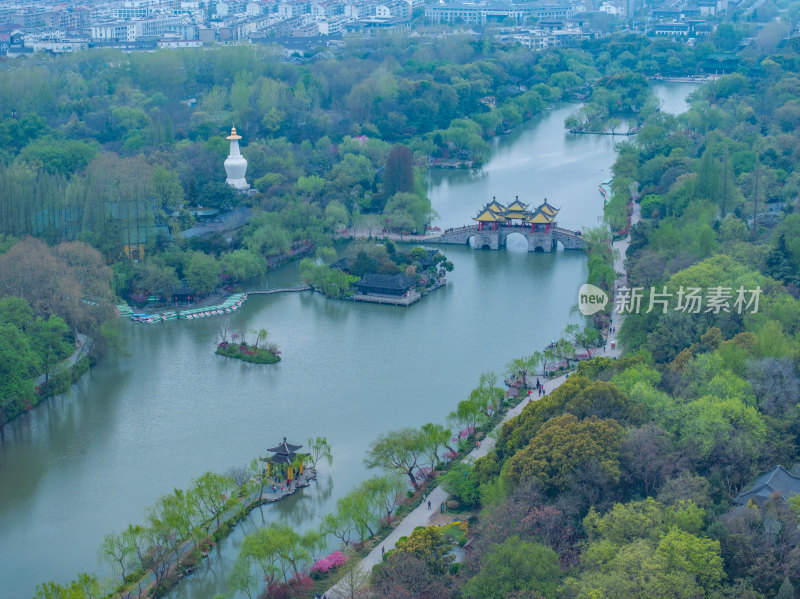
<box><xmin>505</xmin><ymin>356</ymin><xmax>530</xmax><ymax>387</ymax></box>
<box><xmin>308</xmin><ymin>436</ymin><xmax>333</xmax><ymax>470</ymax></box>
<box><xmin>365</xmin><ymin>428</ymin><xmax>426</xmax><ymax>490</ymax></box>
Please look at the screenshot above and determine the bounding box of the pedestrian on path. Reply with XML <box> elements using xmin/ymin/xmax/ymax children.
<box><xmin>428</xmin><ymin>500</ymin><xmax>431</xmax><ymax>510</ymax></box>
<box><xmin>382</xmin><ymin>546</ymin><xmax>385</xmax><ymax>556</ymax></box>
<box><xmin>440</xmin><ymin>502</ymin><xmax>444</xmax><ymax>513</ymax></box>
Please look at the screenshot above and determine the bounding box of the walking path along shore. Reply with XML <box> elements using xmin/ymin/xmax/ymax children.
<box><xmin>326</xmin><ymin>200</ymin><xmax>640</xmax><ymax>597</ymax></box>
<box><xmin>604</xmin><ymin>201</ymin><xmax>640</xmax><ymax>358</ymax></box>
<box><xmin>35</xmin><ymin>332</ymin><xmax>90</xmax><ymax>387</ymax></box>
<box><xmin>325</xmin><ymin>373</ymin><xmax>570</xmax><ymax>598</ymax></box>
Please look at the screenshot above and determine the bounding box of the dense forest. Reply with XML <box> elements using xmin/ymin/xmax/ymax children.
<box><xmin>8</xmin><ymin>4</ymin><xmax>800</xmax><ymax>597</ymax></box>
<box><xmin>360</xmin><ymin>29</ymin><xmax>800</xmax><ymax>599</ymax></box>
<box><xmin>0</xmin><ymin>32</ymin><xmax>732</xmax><ymax>425</ymax></box>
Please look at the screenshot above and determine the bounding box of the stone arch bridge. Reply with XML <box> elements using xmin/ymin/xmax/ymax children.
<box><xmin>425</xmin><ymin>224</ymin><xmax>585</xmax><ymax>252</ymax></box>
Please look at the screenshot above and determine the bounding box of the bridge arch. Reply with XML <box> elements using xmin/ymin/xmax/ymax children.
<box><xmin>533</xmin><ymin>245</ymin><xmax>545</xmax><ymax>253</ymax></box>
<box><xmin>468</xmin><ymin>236</ymin><xmax>492</xmax><ymax>250</ymax></box>
<box><xmin>504</xmin><ymin>232</ymin><xmax>528</xmax><ymax>252</ymax></box>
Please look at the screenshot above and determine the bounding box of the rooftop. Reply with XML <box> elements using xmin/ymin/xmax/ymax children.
<box><xmin>734</xmin><ymin>466</ymin><xmax>800</xmax><ymax>507</ymax></box>
<box><xmin>353</xmin><ymin>273</ymin><xmax>416</xmax><ymax>291</ymax></box>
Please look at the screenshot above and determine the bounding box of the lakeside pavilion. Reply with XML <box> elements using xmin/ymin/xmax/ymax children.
<box><xmin>473</xmin><ymin>196</ymin><xmax>560</xmax><ymax>232</ymax></box>
<box><xmin>352</xmin><ymin>273</ymin><xmax>416</xmax><ymax>297</ymax></box>
<box><xmin>261</xmin><ymin>437</ymin><xmax>309</xmax><ymax>481</ymax></box>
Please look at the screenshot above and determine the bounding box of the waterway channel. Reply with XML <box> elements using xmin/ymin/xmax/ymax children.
<box><xmin>0</xmin><ymin>82</ymin><xmax>699</xmax><ymax>599</ymax></box>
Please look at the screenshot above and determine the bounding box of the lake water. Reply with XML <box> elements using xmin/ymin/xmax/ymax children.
<box><xmin>0</xmin><ymin>82</ymin><xmax>698</xmax><ymax>599</ymax></box>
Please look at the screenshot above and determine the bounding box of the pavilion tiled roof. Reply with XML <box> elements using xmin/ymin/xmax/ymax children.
<box><xmin>267</xmin><ymin>437</ymin><xmax>303</xmax><ymax>454</ymax></box>
<box><xmin>506</xmin><ymin>199</ymin><xmax>529</xmax><ymax>212</ymax></box>
<box><xmin>734</xmin><ymin>466</ymin><xmax>800</xmax><ymax>506</ymax></box>
<box><xmin>474</xmin><ymin>207</ymin><xmax>507</xmax><ymax>222</ymax></box>
<box><xmin>486</xmin><ymin>200</ymin><xmax>506</xmax><ymax>213</ymax></box>
<box><xmin>525</xmin><ymin>211</ymin><xmax>553</xmax><ymax>224</ymax></box>
<box><xmin>539</xmin><ymin>200</ymin><xmax>559</xmax><ymax>216</ymax></box>
<box><xmin>263</xmin><ymin>437</ymin><xmax>306</xmax><ymax>465</ymax></box>
<box><xmin>353</xmin><ymin>273</ymin><xmax>415</xmax><ymax>291</ymax></box>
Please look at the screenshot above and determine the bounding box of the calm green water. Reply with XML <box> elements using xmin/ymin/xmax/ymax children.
<box><xmin>0</xmin><ymin>83</ymin><xmax>697</xmax><ymax>599</ymax></box>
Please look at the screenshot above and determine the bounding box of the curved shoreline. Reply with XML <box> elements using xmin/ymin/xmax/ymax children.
<box><xmin>324</xmin><ymin>202</ymin><xmax>638</xmax><ymax>597</ymax></box>
<box><xmin>113</xmin><ymin>469</ymin><xmax>318</xmax><ymax>599</ymax></box>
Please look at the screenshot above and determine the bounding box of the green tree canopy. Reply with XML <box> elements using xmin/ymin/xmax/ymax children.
<box><xmin>462</xmin><ymin>536</ymin><xmax>561</xmax><ymax>599</ymax></box>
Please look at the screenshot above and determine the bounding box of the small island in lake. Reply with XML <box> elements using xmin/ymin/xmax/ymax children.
<box><xmin>216</xmin><ymin>327</ymin><xmax>281</xmax><ymax>364</ymax></box>
<box><xmin>299</xmin><ymin>241</ymin><xmax>453</xmax><ymax>306</ymax></box>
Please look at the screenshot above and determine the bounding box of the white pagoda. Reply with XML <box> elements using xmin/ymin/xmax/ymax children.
<box><xmin>224</xmin><ymin>125</ymin><xmax>249</xmax><ymax>191</ymax></box>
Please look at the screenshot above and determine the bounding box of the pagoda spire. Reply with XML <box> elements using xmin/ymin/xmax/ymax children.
<box><xmin>224</xmin><ymin>125</ymin><xmax>249</xmax><ymax>191</ymax></box>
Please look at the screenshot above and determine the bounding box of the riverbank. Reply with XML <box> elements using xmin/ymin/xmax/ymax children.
<box><xmin>324</xmin><ymin>372</ymin><xmax>570</xmax><ymax>598</ymax></box>
<box><xmin>118</xmin><ymin>244</ymin><xmax>315</xmax><ymax>318</ymax></box>
<box><xmin>1</xmin><ymin>95</ymin><xmax>624</xmax><ymax>599</ymax></box>
<box><xmin>0</xmin><ymin>334</ymin><xmax>94</xmax><ymax>427</ymax></box>
<box><xmin>114</xmin><ymin>468</ymin><xmax>317</xmax><ymax>599</ymax></box>
<box><xmin>568</xmin><ymin>128</ymin><xmax>640</xmax><ymax>136</ymax></box>
<box><xmin>323</xmin><ymin>198</ymin><xmax>637</xmax><ymax>597</ymax></box>
<box><xmin>604</xmin><ymin>201</ymin><xmax>641</xmax><ymax>357</ymax></box>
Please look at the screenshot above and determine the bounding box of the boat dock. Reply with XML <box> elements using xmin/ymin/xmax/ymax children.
<box><xmin>126</xmin><ymin>286</ymin><xmax>312</xmax><ymax>324</ymax></box>
<box><xmin>129</xmin><ymin>293</ymin><xmax>247</xmax><ymax>324</ymax></box>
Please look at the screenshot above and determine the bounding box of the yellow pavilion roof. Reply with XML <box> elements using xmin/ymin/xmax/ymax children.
<box><xmin>474</xmin><ymin>208</ymin><xmax>506</xmax><ymax>222</ymax></box>
<box><xmin>539</xmin><ymin>201</ymin><xmax>558</xmax><ymax>216</ymax></box>
<box><xmin>506</xmin><ymin>199</ymin><xmax>528</xmax><ymax>212</ymax></box>
<box><xmin>486</xmin><ymin>200</ymin><xmax>506</xmax><ymax>213</ymax></box>
<box><xmin>525</xmin><ymin>211</ymin><xmax>553</xmax><ymax>224</ymax></box>
<box><xmin>504</xmin><ymin>210</ymin><xmax>529</xmax><ymax>220</ymax></box>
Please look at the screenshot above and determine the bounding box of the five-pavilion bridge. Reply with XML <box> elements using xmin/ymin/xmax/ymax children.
<box><xmin>425</xmin><ymin>198</ymin><xmax>585</xmax><ymax>252</ymax></box>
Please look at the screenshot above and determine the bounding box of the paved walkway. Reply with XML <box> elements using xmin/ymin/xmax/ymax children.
<box><xmin>325</xmin><ymin>373</ymin><xmax>569</xmax><ymax>598</ymax></box>
<box><xmin>35</xmin><ymin>333</ymin><xmax>90</xmax><ymax>387</ymax></box>
<box><xmin>338</xmin><ymin>226</ymin><xmax>434</xmax><ymax>243</ymax></box>
<box><xmin>604</xmin><ymin>202</ymin><xmax>640</xmax><ymax>358</ymax></box>
<box><xmin>325</xmin><ymin>200</ymin><xmax>640</xmax><ymax>596</ymax></box>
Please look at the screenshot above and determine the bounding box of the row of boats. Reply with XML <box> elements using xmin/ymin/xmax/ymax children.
<box><xmin>125</xmin><ymin>293</ymin><xmax>248</xmax><ymax>324</ymax></box>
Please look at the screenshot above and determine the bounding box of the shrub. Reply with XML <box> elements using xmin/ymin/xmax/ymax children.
<box><xmin>311</xmin><ymin>550</ymin><xmax>348</xmax><ymax>574</ymax></box>
<box><xmin>441</xmin><ymin>463</ymin><xmax>480</xmax><ymax>508</ymax></box>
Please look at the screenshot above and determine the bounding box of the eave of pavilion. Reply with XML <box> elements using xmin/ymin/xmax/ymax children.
<box><xmin>474</xmin><ymin>208</ymin><xmax>506</xmax><ymax>222</ymax></box>
<box><xmin>486</xmin><ymin>200</ymin><xmax>506</xmax><ymax>213</ymax></box>
<box><xmin>539</xmin><ymin>200</ymin><xmax>558</xmax><ymax>216</ymax></box>
<box><xmin>506</xmin><ymin>199</ymin><xmax>529</xmax><ymax>212</ymax></box>
<box><xmin>524</xmin><ymin>209</ymin><xmax>555</xmax><ymax>224</ymax></box>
